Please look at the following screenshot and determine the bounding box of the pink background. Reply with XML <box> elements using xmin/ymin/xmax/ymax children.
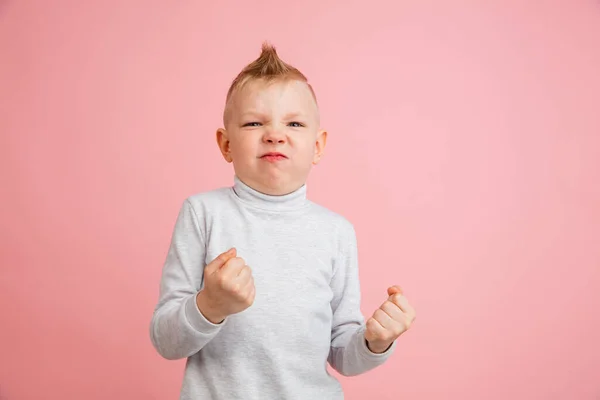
<box><xmin>1</xmin><ymin>1</ymin><xmax>599</xmax><ymax>399</ymax></box>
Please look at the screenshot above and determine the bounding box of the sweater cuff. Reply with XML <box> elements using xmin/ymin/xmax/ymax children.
<box><xmin>358</xmin><ymin>325</ymin><xmax>396</xmax><ymax>359</ymax></box>
<box><xmin>184</xmin><ymin>293</ymin><xmax>226</xmax><ymax>334</ymax></box>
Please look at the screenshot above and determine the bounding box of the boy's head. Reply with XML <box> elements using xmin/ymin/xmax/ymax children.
<box><xmin>216</xmin><ymin>42</ymin><xmax>327</xmax><ymax>196</ymax></box>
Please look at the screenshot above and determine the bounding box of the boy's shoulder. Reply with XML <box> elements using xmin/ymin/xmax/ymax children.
<box><xmin>307</xmin><ymin>200</ymin><xmax>356</xmax><ymax>235</ymax></box>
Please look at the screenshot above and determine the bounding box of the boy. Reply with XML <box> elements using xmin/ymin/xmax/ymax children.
<box><xmin>150</xmin><ymin>43</ymin><xmax>416</xmax><ymax>400</ymax></box>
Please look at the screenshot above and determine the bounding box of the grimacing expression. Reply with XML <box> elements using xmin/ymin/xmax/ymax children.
<box><xmin>217</xmin><ymin>79</ymin><xmax>327</xmax><ymax>195</ymax></box>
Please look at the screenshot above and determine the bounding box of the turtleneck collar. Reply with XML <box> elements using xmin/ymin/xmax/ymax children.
<box><xmin>231</xmin><ymin>175</ymin><xmax>308</xmax><ymax>211</ymax></box>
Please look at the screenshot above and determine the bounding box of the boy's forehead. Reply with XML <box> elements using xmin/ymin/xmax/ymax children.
<box><xmin>233</xmin><ymin>79</ymin><xmax>317</xmax><ymax>113</ymax></box>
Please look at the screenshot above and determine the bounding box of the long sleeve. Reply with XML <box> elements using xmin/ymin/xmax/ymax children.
<box><xmin>149</xmin><ymin>199</ymin><xmax>225</xmax><ymax>360</ymax></box>
<box><xmin>327</xmin><ymin>220</ymin><xmax>395</xmax><ymax>376</ymax></box>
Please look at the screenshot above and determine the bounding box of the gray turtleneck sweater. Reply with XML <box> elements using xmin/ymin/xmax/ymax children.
<box><xmin>150</xmin><ymin>177</ymin><xmax>395</xmax><ymax>399</ymax></box>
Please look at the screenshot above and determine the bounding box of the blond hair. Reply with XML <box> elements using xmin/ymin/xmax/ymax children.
<box><xmin>223</xmin><ymin>42</ymin><xmax>317</xmax><ymax>124</ymax></box>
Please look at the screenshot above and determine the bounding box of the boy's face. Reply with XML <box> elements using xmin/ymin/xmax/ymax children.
<box><xmin>217</xmin><ymin>79</ymin><xmax>327</xmax><ymax>195</ymax></box>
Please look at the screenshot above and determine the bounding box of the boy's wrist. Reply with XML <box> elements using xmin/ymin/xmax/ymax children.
<box><xmin>366</xmin><ymin>339</ymin><xmax>393</xmax><ymax>354</ymax></box>
<box><xmin>196</xmin><ymin>291</ymin><xmax>226</xmax><ymax>324</ymax></box>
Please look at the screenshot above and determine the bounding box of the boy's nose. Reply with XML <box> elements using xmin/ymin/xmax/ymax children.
<box><xmin>262</xmin><ymin>129</ymin><xmax>286</xmax><ymax>144</ymax></box>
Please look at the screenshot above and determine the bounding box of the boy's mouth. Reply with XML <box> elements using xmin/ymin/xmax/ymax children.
<box><xmin>260</xmin><ymin>152</ymin><xmax>288</xmax><ymax>162</ymax></box>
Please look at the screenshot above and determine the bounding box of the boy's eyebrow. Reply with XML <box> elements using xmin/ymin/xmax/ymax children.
<box><xmin>282</xmin><ymin>112</ymin><xmax>306</xmax><ymax>119</ymax></box>
<box><xmin>239</xmin><ymin>110</ymin><xmax>264</xmax><ymax>118</ymax></box>
<box><xmin>239</xmin><ymin>111</ymin><xmax>307</xmax><ymax>119</ymax></box>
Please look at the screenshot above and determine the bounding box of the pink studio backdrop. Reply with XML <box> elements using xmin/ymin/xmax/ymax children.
<box><xmin>1</xmin><ymin>1</ymin><xmax>599</xmax><ymax>399</ymax></box>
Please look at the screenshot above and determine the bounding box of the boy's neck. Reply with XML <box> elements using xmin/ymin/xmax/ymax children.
<box><xmin>231</xmin><ymin>175</ymin><xmax>308</xmax><ymax>211</ymax></box>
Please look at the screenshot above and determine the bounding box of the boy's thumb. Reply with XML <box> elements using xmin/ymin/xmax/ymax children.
<box><xmin>387</xmin><ymin>285</ymin><xmax>403</xmax><ymax>297</ymax></box>
<box><xmin>205</xmin><ymin>248</ymin><xmax>236</xmax><ymax>274</ymax></box>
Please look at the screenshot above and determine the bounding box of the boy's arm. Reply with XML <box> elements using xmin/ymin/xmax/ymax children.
<box><xmin>327</xmin><ymin>220</ymin><xmax>396</xmax><ymax>376</ymax></box>
<box><xmin>149</xmin><ymin>199</ymin><xmax>224</xmax><ymax>360</ymax></box>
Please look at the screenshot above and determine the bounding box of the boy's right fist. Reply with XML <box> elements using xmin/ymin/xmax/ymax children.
<box><xmin>196</xmin><ymin>248</ymin><xmax>256</xmax><ymax>324</ymax></box>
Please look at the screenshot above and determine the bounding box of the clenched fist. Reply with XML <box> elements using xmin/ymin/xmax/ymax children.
<box><xmin>364</xmin><ymin>285</ymin><xmax>416</xmax><ymax>354</ymax></box>
<box><xmin>196</xmin><ymin>248</ymin><xmax>256</xmax><ymax>324</ymax></box>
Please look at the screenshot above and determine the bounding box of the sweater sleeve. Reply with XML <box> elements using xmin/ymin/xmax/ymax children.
<box><xmin>327</xmin><ymin>220</ymin><xmax>396</xmax><ymax>376</ymax></box>
<box><xmin>149</xmin><ymin>199</ymin><xmax>226</xmax><ymax>360</ymax></box>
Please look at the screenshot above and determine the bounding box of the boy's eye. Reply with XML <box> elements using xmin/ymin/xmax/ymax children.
<box><xmin>242</xmin><ymin>122</ymin><xmax>262</xmax><ymax>127</ymax></box>
<box><xmin>288</xmin><ymin>122</ymin><xmax>304</xmax><ymax>127</ymax></box>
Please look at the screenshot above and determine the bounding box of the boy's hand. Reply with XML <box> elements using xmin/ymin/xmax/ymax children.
<box><xmin>196</xmin><ymin>248</ymin><xmax>256</xmax><ymax>324</ymax></box>
<box><xmin>364</xmin><ymin>285</ymin><xmax>416</xmax><ymax>354</ymax></box>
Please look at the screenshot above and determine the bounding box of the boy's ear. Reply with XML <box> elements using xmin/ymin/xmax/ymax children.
<box><xmin>216</xmin><ymin>128</ymin><xmax>233</xmax><ymax>163</ymax></box>
<box><xmin>312</xmin><ymin>129</ymin><xmax>327</xmax><ymax>165</ymax></box>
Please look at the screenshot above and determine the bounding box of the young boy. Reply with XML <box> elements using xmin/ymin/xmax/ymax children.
<box><xmin>150</xmin><ymin>43</ymin><xmax>416</xmax><ymax>400</ymax></box>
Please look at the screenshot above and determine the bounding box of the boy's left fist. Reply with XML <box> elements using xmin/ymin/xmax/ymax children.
<box><xmin>364</xmin><ymin>285</ymin><xmax>416</xmax><ymax>354</ymax></box>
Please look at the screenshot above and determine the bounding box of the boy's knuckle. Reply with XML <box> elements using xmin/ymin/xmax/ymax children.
<box><xmin>234</xmin><ymin>257</ymin><xmax>245</xmax><ymax>266</ymax></box>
